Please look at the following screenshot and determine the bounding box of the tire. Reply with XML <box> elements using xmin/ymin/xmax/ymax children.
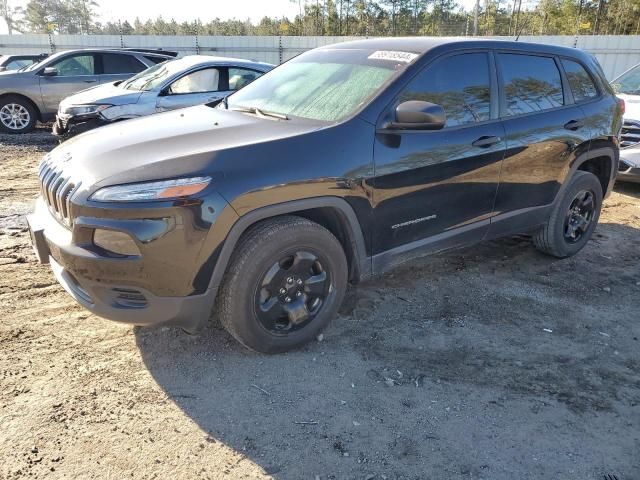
<box><xmin>533</xmin><ymin>171</ymin><xmax>603</xmax><ymax>258</ymax></box>
<box><xmin>217</xmin><ymin>215</ymin><xmax>348</xmax><ymax>354</ymax></box>
<box><xmin>0</xmin><ymin>95</ymin><xmax>37</xmax><ymax>134</ymax></box>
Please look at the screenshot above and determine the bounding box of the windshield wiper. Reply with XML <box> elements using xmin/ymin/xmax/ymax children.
<box><xmin>230</xmin><ymin>106</ymin><xmax>289</xmax><ymax>120</ymax></box>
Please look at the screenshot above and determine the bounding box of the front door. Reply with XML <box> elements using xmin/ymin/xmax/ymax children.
<box><xmin>156</xmin><ymin>66</ymin><xmax>227</xmax><ymax>112</ymax></box>
<box><xmin>39</xmin><ymin>53</ymin><xmax>98</xmax><ymax>113</ymax></box>
<box><xmin>372</xmin><ymin>51</ymin><xmax>505</xmax><ymax>263</ymax></box>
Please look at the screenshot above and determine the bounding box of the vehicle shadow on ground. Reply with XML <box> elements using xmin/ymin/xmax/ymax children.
<box><xmin>135</xmin><ymin>222</ymin><xmax>640</xmax><ymax>479</ymax></box>
<box><xmin>614</xmin><ymin>181</ymin><xmax>640</xmax><ymax>198</ymax></box>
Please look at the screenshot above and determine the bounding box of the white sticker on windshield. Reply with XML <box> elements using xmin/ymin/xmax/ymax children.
<box><xmin>368</xmin><ymin>50</ymin><xmax>418</xmax><ymax>63</ymax></box>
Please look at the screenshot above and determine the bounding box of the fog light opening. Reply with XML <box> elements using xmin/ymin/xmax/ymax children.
<box><xmin>93</xmin><ymin>229</ymin><xmax>140</xmax><ymax>257</ymax></box>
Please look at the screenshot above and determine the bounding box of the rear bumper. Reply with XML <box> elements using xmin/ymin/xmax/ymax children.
<box><xmin>26</xmin><ymin>197</ymin><xmax>218</xmax><ymax>331</ymax></box>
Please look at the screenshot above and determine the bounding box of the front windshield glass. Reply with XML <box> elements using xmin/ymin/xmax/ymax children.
<box><xmin>613</xmin><ymin>65</ymin><xmax>640</xmax><ymax>95</ymax></box>
<box><xmin>120</xmin><ymin>59</ymin><xmax>183</xmax><ymax>91</ymax></box>
<box><xmin>225</xmin><ymin>48</ymin><xmax>414</xmax><ymax>122</ymax></box>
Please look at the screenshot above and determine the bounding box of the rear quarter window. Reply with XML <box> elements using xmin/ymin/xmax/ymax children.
<box><xmin>498</xmin><ymin>53</ymin><xmax>564</xmax><ymax>116</ymax></box>
<box><xmin>561</xmin><ymin>59</ymin><xmax>598</xmax><ymax>102</ymax></box>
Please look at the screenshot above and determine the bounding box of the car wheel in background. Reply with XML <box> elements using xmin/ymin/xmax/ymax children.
<box><xmin>218</xmin><ymin>216</ymin><xmax>348</xmax><ymax>354</ymax></box>
<box><xmin>534</xmin><ymin>171</ymin><xmax>603</xmax><ymax>258</ymax></box>
<box><xmin>0</xmin><ymin>95</ymin><xmax>37</xmax><ymax>133</ymax></box>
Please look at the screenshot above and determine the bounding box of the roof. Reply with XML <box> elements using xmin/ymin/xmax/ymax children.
<box><xmin>175</xmin><ymin>55</ymin><xmax>274</xmax><ymax>70</ymax></box>
<box><xmin>320</xmin><ymin>36</ymin><xmax>589</xmax><ymax>60</ymax></box>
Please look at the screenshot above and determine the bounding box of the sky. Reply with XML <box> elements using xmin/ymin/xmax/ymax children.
<box><xmin>0</xmin><ymin>0</ymin><xmax>478</xmax><ymax>34</ymax></box>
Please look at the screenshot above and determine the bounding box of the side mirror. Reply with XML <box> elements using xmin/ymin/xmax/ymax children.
<box><xmin>41</xmin><ymin>67</ymin><xmax>58</xmax><ymax>77</ymax></box>
<box><xmin>387</xmin><ymin>100</ymin><xmax>446</xmax><ymax>130</ymax></box>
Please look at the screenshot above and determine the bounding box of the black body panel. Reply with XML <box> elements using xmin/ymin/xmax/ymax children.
<box><xmin>28</xmin><ymin>38</ymin><xmax>621</xmax><ymax>330</ymax></box>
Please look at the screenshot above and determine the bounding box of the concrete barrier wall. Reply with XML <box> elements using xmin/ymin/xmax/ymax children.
<box><xmin>1</xmin><ymin>34</ymin><xmax>639</xmax><ymax>79</ymax></box>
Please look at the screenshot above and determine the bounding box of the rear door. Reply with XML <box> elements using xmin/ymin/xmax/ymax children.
<box><xmin>372</xmin><ymin>51</ymin><xmax>505</xmax><ymax>258</ymax></box>
<box><xmin>156</xmin><ymin>66</ymin><xmax>227</xmax><ymax>111</ymax></box>
<box><xmin>97</xmin><ymin>53</ymin><xmax>147</xmax><ymax>85</ymax></box>
<box><xmin>39</xmin><ymin>53</ymin><xmax>99</xmax><ymax>113</ymax></box>
<box><xmin>489</xmin><ymin>52</ymin><xmax>592</xmax><ymax>236</ymax></box>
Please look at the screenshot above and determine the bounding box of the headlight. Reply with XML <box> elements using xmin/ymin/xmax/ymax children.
<box><xmin>61</xmin><ymin>104</ymin><xmax>112</xmax><ymax>116</ymax></box>
<box><xmin>90</xmin><ymin>177</ymin><xmax>212</xmax><ymax>202</ymax></box>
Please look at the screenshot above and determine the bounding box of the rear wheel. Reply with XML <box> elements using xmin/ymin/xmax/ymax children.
<box><xmin>0</xmin><ymin>95</ymin><xmax>37</xmax><ymax>133</ymax></box>
<box><xmin>533</xmin><ymin>171</ymin><xmax>603</xmax><ymax>258</ymax></box>
<box><xmin>218</xmin><ymin>216</ymin><xmax>348</xmax><ymax>353</ymax></box>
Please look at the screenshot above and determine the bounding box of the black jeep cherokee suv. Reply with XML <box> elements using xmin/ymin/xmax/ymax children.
<box><xmin>28</xmin><ymin>38</ymin><xmax>622</xmax><ymax>353</ymax></box>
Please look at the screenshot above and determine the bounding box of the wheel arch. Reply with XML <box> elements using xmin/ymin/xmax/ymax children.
<box><xmin>207</xmin><ymin>197</ymin><xmax>371</xmax><ymax>296</ymax></box>
<box><xmin>566</xmin><ymin>146</ymin><xmax>617</xmax><ymax>200</ymax></box>
<box><xmin>0</xmin><ymin>92</ymin><xmax>43</xmax><ymax>122</ymax></box>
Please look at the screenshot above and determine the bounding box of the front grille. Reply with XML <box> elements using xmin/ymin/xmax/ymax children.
<box><xmin>621</xmin><ymin>120</ymin><xmax>640</xmax><ymax>148</ymax></box>
<box><xmin>38</xmin><ymin>155</ymin><xmax>80</xmax><ymax>226</ymax></box>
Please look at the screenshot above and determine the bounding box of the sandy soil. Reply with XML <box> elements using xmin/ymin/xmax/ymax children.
<box><xmin>1</xmin><ymin>130</ymin><xmax>639</xmax><ymax>480</ymax></box>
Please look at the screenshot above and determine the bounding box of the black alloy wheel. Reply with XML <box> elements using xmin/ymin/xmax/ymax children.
<box><xmin>255</xmin><ymin>250</ymin><xmax>330</xmax><ymax>334</ymax></box>
<box><xmin>563</xmin><ymin>190</ymin><xmax>596</xmax><ymax>244</ymax></box>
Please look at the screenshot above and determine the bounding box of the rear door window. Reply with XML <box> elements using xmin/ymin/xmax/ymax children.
<box><xmin>561</xmin><ymin>59</ymin><xmax>598</xmax><ymax>102</ymax></box>
<box><xmin>228</xmin><ymin>68</ymin><xmax>263</xmax><ymax>91</ymax></box>
<box><xmin>398</xmin><ymin>52</ymin><xmax>492</xmax><ymax>127</ymax></box>
<box><xmin>498</xmin><ymin>53</ymin><xmax>564</xmax><ymax>116</ymax></box>
<box><xmin>101</xmin><ymin>53</ymin><xmax>146</xmax><ymax>74</ymax></box>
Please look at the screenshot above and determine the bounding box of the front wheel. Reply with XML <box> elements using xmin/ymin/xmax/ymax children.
<box><xmin>0</xmin><ymin>95</ymin><xmax>37</xmax><ymax>133</ymax></box>
<box><xmin>533</xmin><ymin>171</ymin><xmax>603</xmax><ymax>258</ymax></box>
<box><xmin>217</xmin><ymin>216</ymin><xmax>348</xmax><ymax>353</ymax></box>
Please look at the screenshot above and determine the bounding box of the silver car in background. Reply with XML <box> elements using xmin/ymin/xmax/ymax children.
<box><xmin>53</xmin><ymin>56</ymin><xmax>273</xmax><ymax>138</ymax></box>
<box><xmin>612</xmin><ymin>63</ymin><xmax>640</xmax><ymax>183</ymax></box>
<box><xmin>0</xmin><ymin>48</ymin><xmax>173</xmax><ymax>133</ymax></box>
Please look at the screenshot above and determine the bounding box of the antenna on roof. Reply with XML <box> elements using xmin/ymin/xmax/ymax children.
<box><xmin>515</xmin><ymin>17</ymin><xmax>530</xmax><ymax>41</ymax></box>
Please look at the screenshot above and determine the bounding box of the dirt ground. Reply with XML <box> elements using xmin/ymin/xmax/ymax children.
<box><xmin>1</xmin><ymin>128</ymin><xmax>639</xmax><ymax>480</ymax></box>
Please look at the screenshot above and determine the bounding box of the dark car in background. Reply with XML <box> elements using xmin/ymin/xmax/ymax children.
<box><xmin>53</xmin><ymin>55</ymin><xmax>273</xmax><ymax>138</ymax></box>
<box><xmin>0</xmin><ymin>48</ymin><xmax>174</xmax><ymax>133</ymax></box>
<box><xmin>0</xmin><ymin>53</ymin><xmax>48</xmax><ymax>72</ymax></box>
<box><xmin>27</xmin><ymin>38</ymin><xmax>621</xmax><ymax>353</ymax></box>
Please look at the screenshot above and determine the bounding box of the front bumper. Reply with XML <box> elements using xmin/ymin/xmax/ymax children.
<box><xmin>52</xmin><ymin>114</ymin><xmax>109</xmax><ymax>138</ymax></box>
<box><xmin>618</xmin><ymin>148</ymin><xmax>640</xmax><ymax>183</ymax></box>
<box><xmin>26</xmin><ymin>197</ymin><xmax>220</xmax><ymax>331</ymax></box>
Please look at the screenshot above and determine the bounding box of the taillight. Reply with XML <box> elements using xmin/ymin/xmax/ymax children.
<box><xmin>618</xmin><ymin>97</ymin><xmax>625</xmax><ymax>115</ymax></box>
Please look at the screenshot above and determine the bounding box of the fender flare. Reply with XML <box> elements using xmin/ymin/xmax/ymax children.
<box><xmin>557</xmin><ymin>146</ymin><xmax>617</xmax><ymax>203</ymax></box>
<box><xmin>207</xmin><ymin>196</ymin><xmax>371</xmax><ymax>295</ymax></box>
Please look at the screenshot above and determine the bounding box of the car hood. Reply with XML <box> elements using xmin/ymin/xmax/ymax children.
<box><xmin>60</xmin><ymin>82</ymin><xmax>143</xmax><ymax>108</ymax></box>
<box><xmin>48</xmin><ymin>105</ymin><xmax>322</xmax><ymax>189</ymax></box>
<box><xmin>618</xmin><ymin>93</ymin><xmax>640</xmax><ymax>122</ymax></box>
<box><xmin>0</xmin><ymin>71</ymin><xmax>31</xmax><ymax>83</ymax></box>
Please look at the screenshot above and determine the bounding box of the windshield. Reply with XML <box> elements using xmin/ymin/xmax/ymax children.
<box><xmin>613</xmin><ymin>65</ymin><xmax>640</xmax><ymax>95</ymax></box>
<box><xmin>224</xmin><ymin>48</ymin><xmax>414</xmax><ymax>122</ymax></box>
<box><xmin>120</xmin><ymin>59</ymin><xmax>183</xmax><ymax>91</ymax></box>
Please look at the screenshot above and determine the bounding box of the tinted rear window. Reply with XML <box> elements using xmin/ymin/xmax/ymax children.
<box><xmin>498</xmin><ymin>54</ymin><xmax>564</xmax><ymax>116</ymax></box>
<box><xmin>144</xmin><ymin>55</ymin><xmax>168</xmax><ymax>65</ymax></box>
<box><xmin>101</xmin><ymin>53</ymin><xmax>146</xmax><ymax>74</ymax></box>
<box><xmin>561</xmin><ymin>59</ymin><xmax>598</xmax><ymax>102</ymax></box>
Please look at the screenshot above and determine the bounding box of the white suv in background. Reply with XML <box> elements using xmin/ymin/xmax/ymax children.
<box><xmin>613</xmin><ymin>64</ymin><xmax>640</xmax><ymax>183</ymax></box>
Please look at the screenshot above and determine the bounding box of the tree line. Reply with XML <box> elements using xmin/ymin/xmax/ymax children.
<box><xmin>1</xmin><ymin>0</ymin><xmax>639</xmax><ymax>37</ymax></box>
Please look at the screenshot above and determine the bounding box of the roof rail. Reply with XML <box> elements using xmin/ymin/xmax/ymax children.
<box><xmin>119</xmin><ymin>48</ymin><xmax>178</xmax><ymax>57</ymax></box>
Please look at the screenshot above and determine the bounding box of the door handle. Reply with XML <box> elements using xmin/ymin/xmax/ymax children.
<box><xmin>472</xmin><ymin>136</ymin><xmax>501</xmax><ymax>148</ymax></box>
<box><xmin>564</xmin><ymin>120</ymin><xmax>584</xmax><ymax>131</ymax></box>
